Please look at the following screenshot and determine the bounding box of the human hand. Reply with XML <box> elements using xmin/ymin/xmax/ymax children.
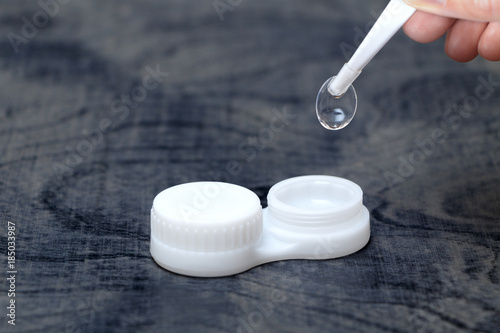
<box><xmin>402</xmin><ymin>0</ymin><xmax>500</xmax><ymax>62</ymax></box>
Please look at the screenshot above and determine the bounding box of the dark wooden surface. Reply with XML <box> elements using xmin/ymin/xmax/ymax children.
<box><xmin>1</xmin><ymin>1</ymin><xmax>499</xmax><ymax>332</ymax></box>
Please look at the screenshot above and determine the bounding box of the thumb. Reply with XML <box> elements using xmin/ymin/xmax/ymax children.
<box><xmin>403</xmin><ymin>0</ymin><xmax>500</xmax><ymax>21</ymax></box>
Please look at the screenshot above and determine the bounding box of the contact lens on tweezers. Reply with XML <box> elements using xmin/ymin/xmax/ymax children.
<box><xmin>316</xmin><ymin>76</ymin><xmax>357</xmax><ymax>130</ymax></box>
<box><xmin>315</xmin><ymin>0</ymin><xmax>416</xmax><ymax>130</ymax></box>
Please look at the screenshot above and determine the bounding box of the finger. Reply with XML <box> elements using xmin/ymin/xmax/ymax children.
<box><xmin>404</xmin><ymin>0</ymin><xmax>500</xmax><ymax>21</ymax></box>
<box><xmin>445</xmin><ymin>20</ymin><xmax>488</xmax><ymax>62</ymax></box>
<box><xmin>478</xmin><ymin>22</ymin><xmax>500</xmax><ymax>61</ymax></box>
<box><xmin>404</xmin><ymin>11</ymin><xmax>456</xmax><ymax>43</ymax></box>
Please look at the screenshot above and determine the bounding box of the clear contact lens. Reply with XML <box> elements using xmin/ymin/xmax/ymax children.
<box><xmin>316</xmin><ymin>76</ymin><xmax>357</xmax><ymax>130</ymax></box>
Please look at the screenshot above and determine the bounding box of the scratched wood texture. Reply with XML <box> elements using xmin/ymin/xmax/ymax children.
<box><xmin>0</xmin><ymin>0</ymin><xmax>499</xmax><ymax>332</ymax></box>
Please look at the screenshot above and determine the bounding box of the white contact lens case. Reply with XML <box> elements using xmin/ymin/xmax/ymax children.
<box><xmin>150</xmin><ymin>175</ymin><xmax>370</xmax><ymax>277</ymax></box>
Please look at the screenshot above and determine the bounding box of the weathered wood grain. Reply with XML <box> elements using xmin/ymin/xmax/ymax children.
<box><xmin>0</xmin><ymin>1</ymin><xmax>499</xmax><ymax>332</ymax></box>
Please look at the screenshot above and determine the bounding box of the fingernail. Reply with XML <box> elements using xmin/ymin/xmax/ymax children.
<box><xmin>404</xmin><ymin>0</ymin><xmax>447</xmax><ymax>8</ymax></box>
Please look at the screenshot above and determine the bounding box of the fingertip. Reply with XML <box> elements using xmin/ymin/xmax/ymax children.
<box><xmin>478</xmin><ymin>23</ymin><xmax>500</xmax><ymax>61</ymax></box>
<box><xmin>444</xmin><ymin>20</ymin><xmax>487</xmax><ymax>63</ymax></box>
<box><xmin>445</xmin><ymin>43</ymin><xmax>478</xmax><ymax>63</ymax></box>
<box><xmin>404</xmin><ymin>11</ymin><xmax>455</xmax><ymax>43</ymax></box>
<box><xmin>479</xmin><ymin>47</ymin><xmax>500</xmax><ymax>62</ymax></box>
<box><xmin>445</xmin><ymin>34</ymin><xmax>478</xmax><ymax>62</ymax></box>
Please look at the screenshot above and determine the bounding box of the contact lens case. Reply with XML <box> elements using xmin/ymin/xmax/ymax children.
<box><xmin>150</xmin><ymin>175</ymin><xmax>370</xmax><ymax>277</ymax></box>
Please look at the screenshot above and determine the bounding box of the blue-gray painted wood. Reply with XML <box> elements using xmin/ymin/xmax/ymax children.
<box><xmin>1</xmin><ymin>1</ymin><xmax>499</xmax><ymax>332</ymax></box>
